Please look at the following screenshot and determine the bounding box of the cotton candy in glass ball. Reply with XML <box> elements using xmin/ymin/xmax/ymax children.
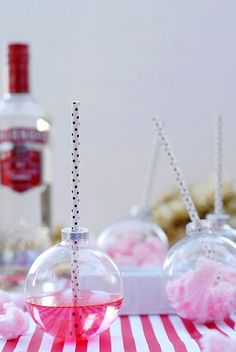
<box><xmin>207</xmin><ymin>213</ymin><xmax>236</xmax><ymax>243</ymax></box>
<box><xmin>97</xmin><ymin>216</ymin><xmax>168</xmax><ymax>267</ymax></box>
<box><xmin>164</xmin><ymin>220</ymin><xmax>236</xmax><ymax>323</ymax></box>
<box><xmin>25</xmin><ymin>228</ymin><xmax>124</xmax><ymax>341</ymax></box>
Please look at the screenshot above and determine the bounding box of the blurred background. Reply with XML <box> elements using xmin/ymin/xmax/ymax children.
<box><xmin>0</xmin><ymin>0</ymin><xmax>236</xmax><ymax>235</ymax></box>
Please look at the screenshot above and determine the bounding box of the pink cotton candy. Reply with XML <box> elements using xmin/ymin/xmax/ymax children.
<box><xmin>145</xmin><ymin>235</ymin><xmax>164</xmax><ymax>251</ymax></box>
<box><xmin>132</xmin><ymin>242</ymin><xmax>151</xmax><ymax>265</ymax></box>
<box><xmin>0</xmin><ymin>290</ymin><xmax>28</xmax><ymax>339</ymax></box>
<box><xmin>0</xmin><ymin>290</ymin><xmax>26</xmax><ymax>313</ymax></box>
<box><xmin>201</xmin><ymin>331</ymin><xmax>236</xmax><ymax>352</ymax></box>
<box><xmin>167</xmin><ymin>257</ymin><xmax>236</xmax><ymax>323</ymax></box>
<box><xmin>0</xmin><ymin>290</ymin><xmax>11</xmax><ymax>314</ymax></box>
<box><xmin>105</xmin><ymin>233</ymin><xmax>166</xmax><ymax>267</ymax></box>
<box><xmin>98</xmin><ymin>219</ymin><xmax>168</xmax><ymax>267</ymax></box>
<box><xmin>118</xmin><ymin>231</ymin><xmax>139</xmax><ymax>255</ymax></box>
<box><xmin>104</xmin><ymin>241</ymin><xmax>117</xmax><ymax>258</ymax></box>
<box><xmin>113</xmin><ymin>236</ymin><xmax>166</xmax><ymax>266</ymax></box>
<box><xmin>0</xmin><ymin>302</ymin><xmax>29</xmax><ymax>339</ymax></box>
<box><xmin>141</xmin><ymin>252</ymin><xmax>163</xmax><ymax>266</ymax></box>
<box><xmin>9</xmin><ymin>292</ymin><xmax>26</xmax><ymax>311</ymax></box>
<box><xmin>102</xmin><ymin>232</ymin><xmax>136</xmax><ymax>258</ymax></box>
<box><xmin>144</xmin><ymin>236</ymin><xmax>166</xmax><ymax>264</ymax></box>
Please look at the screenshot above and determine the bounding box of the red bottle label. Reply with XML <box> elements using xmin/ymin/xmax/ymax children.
<box><xmin>0</xmin><ymin>128</ymin><xmax>48</xmax><ymax>193</ymax></box>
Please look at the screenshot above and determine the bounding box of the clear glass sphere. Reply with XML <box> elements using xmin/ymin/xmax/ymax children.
<box><xmin>207</xmin><ymin>213</ymin><xmax>236</xmax><ymax>243</ymax></box>
<box><xmin>164</xmin><ymin>220</ymin><xmax>236</xmax><ymax>323</ymax></box>
<box><xmin>97</xmin><ymin>214</ymin><xmax>168</xmax><ymax>268</ymax></box>
<box><xmin>25</xmin><ymin>228</ymin><xmax>124</xmax><ymax>341</ymax></box>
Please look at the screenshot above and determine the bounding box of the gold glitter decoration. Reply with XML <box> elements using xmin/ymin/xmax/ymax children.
<box><xmin>151</xmin><ymin>182</ymin><xmax>236</xmax><ymax>245</ymax></box>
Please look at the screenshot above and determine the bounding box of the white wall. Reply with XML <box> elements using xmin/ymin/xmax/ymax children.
<box><xmin>0</xmin><ymin>0</ymin><xmax>236</xmax><ymax>235</ymax></box>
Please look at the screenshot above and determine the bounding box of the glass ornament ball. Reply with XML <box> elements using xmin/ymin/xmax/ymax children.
<box><xmin>207</xmin><ymin>213</ymin><xmax>236</xmax><ymax>243</ymax></box>
<box><xmin>164</xmin><ymin>220</ymin><xmax>236</xmax><ymax>323</ymax></box>
<box><xmin>25</xmin><ymin>228</ymin><xmax>124</xmax><ymax>341</ymax></box>
<box><xmin>97</xmin><ymin>216</ymin><xmax>168</xmax><ymax>268</ymax></box>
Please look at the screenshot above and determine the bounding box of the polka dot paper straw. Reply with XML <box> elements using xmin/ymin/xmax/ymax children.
<box><xmin>71</xmin><ymin>101</ymin><xmax>80</xmax><ymax>231</ymax></box>
<box><xmin>71</xmin><ymin>101</ymin><xmax>80</xmax><ymax>302</ymax></box>
<box><xmin>140</xmin><ymin>126</ymin><xmax>160</xmax><ymax>212</ymax></box>
<box><xmin>214</xmin><ymin>115</ymin><xmax>223</xmax><ymax>215</ymax></box>
<box><xmin>153</xmin><ymin>116</ymin><xmax>201</xmax><ymax>228</ymax></box>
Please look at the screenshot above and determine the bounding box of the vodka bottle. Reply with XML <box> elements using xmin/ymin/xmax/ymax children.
<box><xmin>0</xmin><ymin>43</ymin><xmax>52</xmax><ymax>289</ymax></box>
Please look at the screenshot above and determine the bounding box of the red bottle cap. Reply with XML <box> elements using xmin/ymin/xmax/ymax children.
<box><xmin>7</xmin><ymin>43</ymin><xmax>29</xmax><ymax>93</ymax></box>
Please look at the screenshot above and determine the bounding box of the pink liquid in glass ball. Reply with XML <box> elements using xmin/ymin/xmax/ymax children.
<box><xmin>27</xmin><ymin>290</ymin><xmax>123</xmax><ymax>341</ymax></box>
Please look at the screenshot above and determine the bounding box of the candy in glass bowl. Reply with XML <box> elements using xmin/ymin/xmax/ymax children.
<box><xmin>164</xmin><ymin>220</ymin><xmax>236</xmax><ymax>323</ymax></box>
<box><xmin>97</xmin><ymin>211</ymin><xmax>168</xmax><ymax>268</ymax></box>
<box><xmin>154</xmin><ymin>116</ymin><xmax>236</xmax><ymax>323</ymax></box>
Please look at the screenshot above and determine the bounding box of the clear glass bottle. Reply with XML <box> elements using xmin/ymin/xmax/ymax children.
<box><xmin>0</xmin><ymin>43</ymin><xmax>52</xmax><ymax>290</ymax></box>
<box><xmin>25</xmin><ymin>227</ymin><xmax>123</xmax><ymax>341</ymax></box>
<box><xmin>164</xmin><ymin>220</ymin><xmax>236</xmax><ymax>323</ymax></box>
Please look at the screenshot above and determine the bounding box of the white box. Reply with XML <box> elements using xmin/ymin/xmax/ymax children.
<box><xmin>120</xmin><ymin>268</ymin><xmax>173</xmax><ymax>315</ymax></box>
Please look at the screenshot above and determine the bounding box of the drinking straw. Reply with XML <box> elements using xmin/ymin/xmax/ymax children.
<box><xmin>153</xmin><ymin>116</ymin><xmax>201</xmax><ymax>228</ymax></box>
<box><xmin>140</xmin><ymin>126</ymin><xmax>160</xmax><ymax>212</ymax></box>
<box><xmin>70</xmin><ymin>101</ymin><xmax>80</xmax><ymax>302</ymax></box>
<box><xmin>214</xmin><ymin>115</ymin><xmax>223</xmax><ymax>215</ymax></box>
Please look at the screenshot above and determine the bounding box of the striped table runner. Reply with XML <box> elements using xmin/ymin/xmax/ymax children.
<box><xmin>0</xmin><ymin>314</ymin><xmax>236</xmax><ymax>352</ymax></box>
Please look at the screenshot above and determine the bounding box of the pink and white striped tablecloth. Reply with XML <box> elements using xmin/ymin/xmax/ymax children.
<box><xmin>0</xmin><ymin>314</ymin><xmax>236</xmax><ymax>352</ymax></box>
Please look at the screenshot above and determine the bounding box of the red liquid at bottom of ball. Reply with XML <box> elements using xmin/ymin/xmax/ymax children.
<box><xmin>27</xmin><ymin>290</ymin><xmax>123</xmax><ymax>341</ymax></box>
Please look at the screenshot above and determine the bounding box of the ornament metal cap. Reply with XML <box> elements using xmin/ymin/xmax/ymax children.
<box><xmin>186</xmin><ymin>220</ymin><xmax>211</xmax><ymax>235</ymax></box>
<box><xmin>61</xmin><ymin>227</ymin><xmax>89</xmax><ymax>241</ymax></box>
